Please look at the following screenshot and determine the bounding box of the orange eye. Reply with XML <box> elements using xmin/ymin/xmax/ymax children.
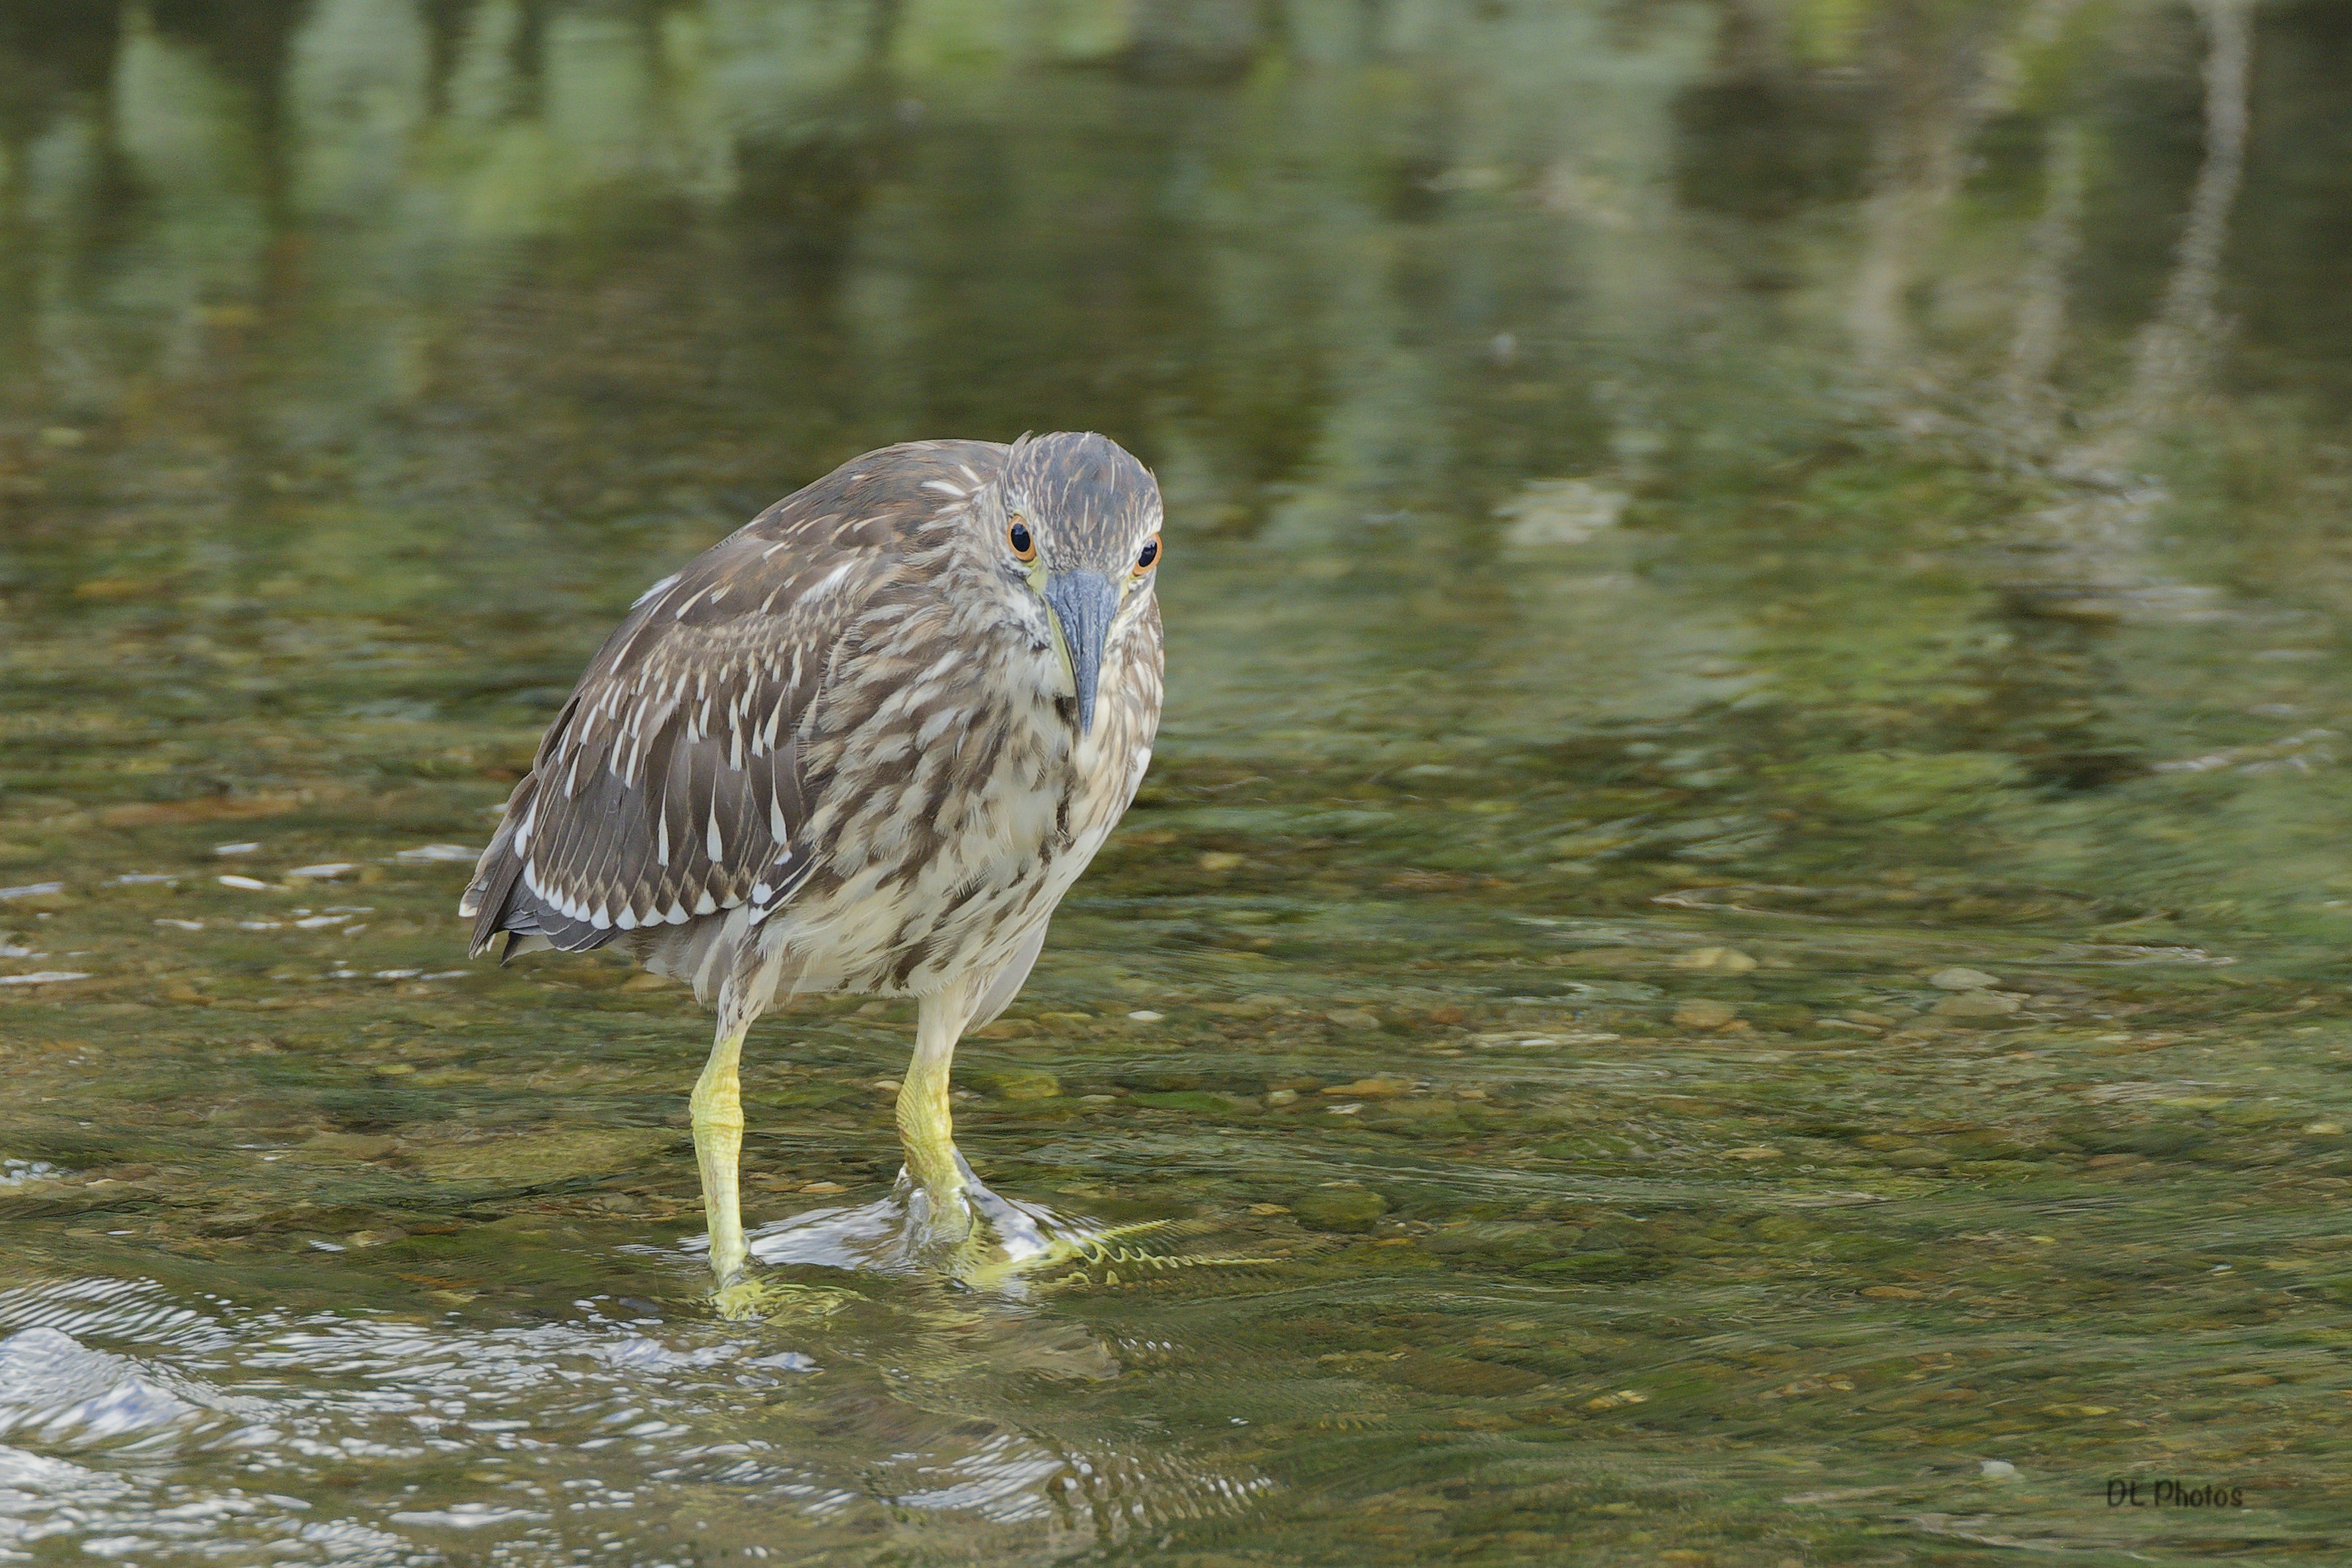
<box><xmin>1007</xmin><ymin>516</ymin><xmax>1036</xmax><ymax>562</ymax></box>
<box><xmin>1133</xmin><ymin>532</ymin><xmax>1161</xmax><ymax>575</ymax></box>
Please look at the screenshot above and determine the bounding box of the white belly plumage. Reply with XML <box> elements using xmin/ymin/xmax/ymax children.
<box><xmin>767</xmin><ymin>724</ymin><xmax>1139</xmax><ymax>997</ymax></box>
<box><xmin>630</xmin><ymin>659</ymin><xmax>1152</xmax><ymax>1011</ymax></box>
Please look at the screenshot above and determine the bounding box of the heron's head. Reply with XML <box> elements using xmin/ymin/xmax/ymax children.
<box><xmin>993</xmin><ymin>432</ymin><xmax>1163</xmax><ymax>734</ymax></box>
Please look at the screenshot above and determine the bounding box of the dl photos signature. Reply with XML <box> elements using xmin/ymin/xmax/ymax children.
<box><xmin>2107</xmin><ymin>1480</ymin><xmax>2243</xmax><ymax>1508</ymax></box>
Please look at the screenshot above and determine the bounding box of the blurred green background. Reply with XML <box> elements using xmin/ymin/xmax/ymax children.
<box><xmin>5</xmin><ymin>1</ymin><xmax>2352</xmax><ymax>1564</ymax></box>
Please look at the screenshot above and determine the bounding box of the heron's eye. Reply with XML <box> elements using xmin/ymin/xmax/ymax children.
<box><xmin>1007</xmin><ymin>516</ymin><xmax>1036</xmax><ymax>562</ymax></box>
<box><xmin>1133</xmin><ymin>533</ymin><xmax>1161</xmax><ymax>575</ymax></box>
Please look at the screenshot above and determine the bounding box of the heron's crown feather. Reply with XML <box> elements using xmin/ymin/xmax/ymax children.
<box><xmin>1003</xmin><ymin>432</ymin><xmax>1160</xmax><ymax>567</ymax></box>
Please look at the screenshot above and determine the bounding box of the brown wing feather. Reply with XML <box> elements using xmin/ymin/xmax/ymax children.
<box><xmin>461</xmin><ymin>440</ymin><xmax>1008</xmax><ymax>956</ymax></box>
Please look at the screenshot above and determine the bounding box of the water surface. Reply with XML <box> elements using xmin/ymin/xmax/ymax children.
<box><xmin>6</xmin><ymin>1</ymin><xmax>2352</xmax><ymax>1561</ymax></box>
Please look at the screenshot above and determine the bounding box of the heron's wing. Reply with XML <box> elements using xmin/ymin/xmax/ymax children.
<box><xmin>460</xmin><ymin>440</ymin><xmax>1008</xmax><ymax>955</ymax></box>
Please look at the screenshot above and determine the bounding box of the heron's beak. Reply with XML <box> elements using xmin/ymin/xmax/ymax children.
<box><xmin>1043</xmin><ymin>570</ymin><xmax>1117</xmax><ymax>734</ymax></box>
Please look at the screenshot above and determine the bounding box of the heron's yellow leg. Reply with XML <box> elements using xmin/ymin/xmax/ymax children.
<box><xmin>899</xmin><ymin>983</ymin><xmax>977</xmax><ymax>1241</ymax></box>
<box><xmin>688</xmin><ymin>1023</ymin><xmax>749</xmax><ymax>1290</ymax></box>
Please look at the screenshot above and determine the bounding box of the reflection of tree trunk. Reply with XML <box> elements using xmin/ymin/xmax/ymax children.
<box><xmin>2003</xmin><ymin>120</ymin><xmax>2084</xmax><ymax>431</ymax></box>
<box><xmin>2019</xmin><ymin>0</ymin><xmax>2253</xmax><ymax>609</ymax></box>
<box><xmin>0</xmin><ymin>127</ymin><xmax>28</xmax><ymax>401</ymax></box>
<box><xmin>1847</xmin><ymin>88</ymin><xmax>1957</xmax><ymax>373</ymax></box>
<box><xmin>1847</xmin><ymin>19</ymin><xmax>1992</xmax><ymax>374</ymax></box>
<box><xmin>1850</xmin><ymin>0</ymin><xmax>2084</xmax><ymax>379</ymax></box>
<box><xmin>2090</xmin><ymin>0</ymin><xmax>2251</xmax><ymax>459</ymax></box>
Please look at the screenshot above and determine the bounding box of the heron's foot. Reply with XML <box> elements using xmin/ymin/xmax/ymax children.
<box><xmin>738</xmin><ymin>1176</ymin><xmax>1267</xmax><ymax>1292</ymax></box>
<box><xmin>708</xmin><ymin>1237</ymin><xmax>749</xmax><ymax>1295</ymax></box>
<box><xmin>710</xmin><ymin>1273</ymin><xmax>859</xmax><ymax>1324</ymax></box>
<box><xmin>890</xmin><ymin>1157</ymin><xmax>1060</xmax><ymax>1275</ymax></box>
<box><xmin>899</xmin><ymin>1179</ymin><xmax>978</xmax><ymax>1256</ymax></box>
<box><xmin>939</xmin><ymin>1187</ymin><xmax>1260</xmax><ymax>1289</ymax></box>
<box><xmin>892</xmin><ymin>1146</ymin><xmax>985</xmax><ymax>1260</ymax></box>
<box><xmin>954</xmin><ymin>1216</ymin><xmax>1175</xmax><ymax>1289</ymax></box>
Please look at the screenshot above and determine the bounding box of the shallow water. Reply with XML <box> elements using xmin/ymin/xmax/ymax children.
<box><xmin>6</xmin><ymin>1</ymin><xmax>2352</xmax><ymax>1562</ymax></box>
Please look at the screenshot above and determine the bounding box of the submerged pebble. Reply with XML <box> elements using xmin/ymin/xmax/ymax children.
<box><xmin>394</xmin><ymin>845</ymin><xmax>479</xmax><ymax>863</ymax></box>
<box><xmin>1674</xmin><ymin>947</ymin><xmax>1757</xmax><ymax>972</ymax></box>
<box><xmin>1292</xmin><ymin>1184</ymin><xmax>1389</xmax><ymax>1231</ymax></box>
<box><xmin>1320</xmin><ymin>1077</ymin><xmax>1410</xmax><ymax>1098</ymax></box>
<box><xmin>987</xmin><ymin>1071</ymin><xmax>1060</xmax><ymax>1101</ymax></box>
<box><xmin>1933</xmin><ymin>991</ymin><xmax>2021</xmax><ymax>1018</ymax></box>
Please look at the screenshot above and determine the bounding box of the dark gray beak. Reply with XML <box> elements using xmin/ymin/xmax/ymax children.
<box><xmin>1044</xmin><ymin>570</ymin><xmax>1117</xmax><ymax>734</ymax></box>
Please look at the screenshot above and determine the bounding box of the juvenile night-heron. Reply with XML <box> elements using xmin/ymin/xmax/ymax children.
<box><xmin>460</xmin><ymin>433</ymin><xmax>1164</xmax><ymax>1311</ymax></box>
